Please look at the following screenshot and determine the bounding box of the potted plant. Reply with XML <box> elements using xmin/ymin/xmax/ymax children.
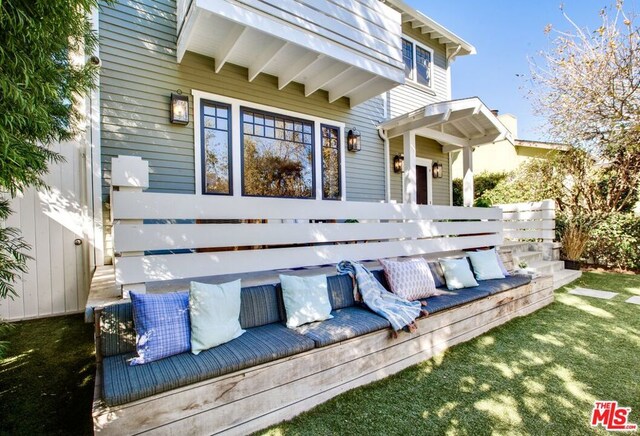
<box><xmin>561</xmin><ymin>215</ymin><xmax>592</xmax><ymax>270</ymax></box>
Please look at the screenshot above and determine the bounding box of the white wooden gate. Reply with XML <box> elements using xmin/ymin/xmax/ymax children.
<box><xmin>0</xmin><ymin>138</ymin><xmax>90</xmax><ymax>321</ymax></box>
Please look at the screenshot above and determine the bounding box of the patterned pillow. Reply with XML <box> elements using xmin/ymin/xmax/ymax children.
<box><xmin>379</xmin><ymin>257</ymin><xmax>437</xmax><ymax>300</ymax></box>
<box><xmin>130</xmin><ymin>291</ymin><xmax>190</xmax><ymax>365</ymax></box>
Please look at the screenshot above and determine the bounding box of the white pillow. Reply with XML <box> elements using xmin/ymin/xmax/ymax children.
<box><xmin>439</xmin><ymin>258</ymin><xmax>479</xmax><ymax>290</ymax></box>
<box><xmin>280</xmin><ymin>274</ymin><xmax>333</xmax><ymax>328</ymax></box>
<box><xmin>189</xmin><ymin>280</ymin><xmax>245</xmax><ymax>355</ymax></box>
<box><xmin>466</xmin><ymin>248</ymin><xmax>506</xmax><ymax>281</ymax></box>
<box><xmin>379</xmin><ymin>257</ymin><xmax>437</xmax><ymax>300</ymax></box>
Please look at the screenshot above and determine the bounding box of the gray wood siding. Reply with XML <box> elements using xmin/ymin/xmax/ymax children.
<box><xmin>99</xmin><ymin>0</ymin><xmax>387</xmax><ymax>203</ymax></box>
<box><xmin>389</xmin><ymin>136</ymin><xmax>450</xmax><ymax>205</ymax></box>
<box><xmin>388</xmin><ymin>23</ymin><xmax>450</xmax><ymax>118</ymax></box>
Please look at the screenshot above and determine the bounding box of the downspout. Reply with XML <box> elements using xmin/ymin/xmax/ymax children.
<box><xmin>378</xmin><ymin>127</ymin><xmax>391</xmax><ymax>202</ymax></box>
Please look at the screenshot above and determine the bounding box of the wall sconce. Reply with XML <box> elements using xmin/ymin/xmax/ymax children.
<box><xmin>432</xmin><ymin>161</ymin><xmax>444</xmax><ymax>179</ymax></box>
<box><xmin>393</xmin><ymin>154</ymin><xmax>404</xmax><ymax>173</ymax></box>
<box><xmin>170</xmin><ymin>91</ymin><xmax>189</xmax><ymax>124</ymax></box>
<box><xmin>347</xmin><ymin>128</ymin><xmax>361</xmax><ymax>152</ymax></box>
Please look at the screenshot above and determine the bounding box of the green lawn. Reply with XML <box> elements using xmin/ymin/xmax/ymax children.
<box><xmin>0</xmin><ymin>272</ymin><xmax>638</xmax><ymax>435</ymax></box>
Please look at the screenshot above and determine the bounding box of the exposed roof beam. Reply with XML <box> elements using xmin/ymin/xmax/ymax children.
<box><xmin>401</xmin><ymin>13</ymin><xmax>414</xmax><ymax>23</ymax></box>
<box><xmin>248</xmin><ymin>40</ymin><xmax>288</xmax><ymax>82</ymax></box>
<box><xmin>214</xmin><ymin>24</ymin><xmax>247</xmax><ymax>73</ymax></box>
<box><xmin>304</xmin><ymin>64</ymin><xmax>351</xmax><ymax>97</ymax></box>
<box><xmin>417</xmin><ymin>127</ymin><xmax>469</xmax><ymax>148</ymax></box>
<box><xmin>450</xmin><ymin>120</ymin><xmax>472</xmax><ymax>137</ymax></box>
<box><xmin>442</xmin><ymin>143</ymin><xmax>464</xmax><ymax>153</ymax></box>
<box><xmin>469</xmin><ymin>132</ymin><xmax>504</xmax><ymax>146</ymax></box>
<box><xmin>348</xmin><ymin>78</ymin><xmax>390</xmax><ymax>108</ymax></box>
<box><xmin>329</xmin><ymin>74</ymin><xmax>377</xmax><ymax>104</ymax></box>
<box><xmin>467</xmin><ymin>117</ymin><xmax>486</xmax><ymax>135</ymax></box>
<box><xmin>176</xmin><ymin>6</ymin><xmax>197</xmax><ymax>63</ymax></box>
<box><xmin>278</xmin><ymin>52</ymin><xmax>322</xmax><ymax>90</ymax></box>
<box><xmin>386</xmin><ymin>110</ymin><xmax>452</xmax><ymax>138</ymax></box>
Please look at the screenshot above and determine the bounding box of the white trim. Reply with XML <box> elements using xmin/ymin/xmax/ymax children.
<box><xmin>415</xmin><ymin>157</ymin><xmax>433</xmax><ymax>205</ymax></box>
<box><xmin>401</xmin><ymin>34</ymin><xmax>435</xmax><ymax>90</ymax></box>
<box><xmin>191</xmin><ymin>89</ymin><xmax>346</xmax><ymax>200</ymax></box>
<box><xmin>89</xmin><ymin>6</ymin><xmax>103</xmax><ymax>267</ymax></box>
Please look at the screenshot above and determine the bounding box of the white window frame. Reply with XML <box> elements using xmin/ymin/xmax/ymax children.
<box><xmin>401</xmin><ymin>35</ymin><xmax>434</xmax><ymax>91</ymax></box>
<box><xmin>192</xmin><ymin>89</ymin><xmax>346</xmax><ymax>201</ymax></box>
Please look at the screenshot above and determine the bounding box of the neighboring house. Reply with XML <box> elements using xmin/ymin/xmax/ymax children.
<box><xmin>451</xmin><ymin>113</ymin><xmax>569</xmax><ymax>179</ymax></box>
<box><xmin>0</xmin><ymin>0</ymin><xmax>513</xmax><ymax>320</ymax></box>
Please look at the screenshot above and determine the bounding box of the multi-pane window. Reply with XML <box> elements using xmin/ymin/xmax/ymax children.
<box><xmin>201</xmin><ymin>100</ymin><xmax>231</xmax><ymax>194</ymax></box>
<box><xmin>321</xmin><ymin>125</ymin><xmax>341</xmax><ymax>200</ymax></box>
<box><xmin>241</xmin><ymin>108</ymin><xmax>314</xmax><ymax>198</ymax></box>
<box><xmin>402</xmin><ymin>37</ymin><xmax>433</xmax><ymax>88</ymax></box>
<box><xmin>416</xmin><ymin>45</ymin><xmax>432</xmax><ymax>87</ymax></box>
<box><xmin>402</xmin><ymin>38</ymin><xmax>414</xmax><ymax>80</ymax></box>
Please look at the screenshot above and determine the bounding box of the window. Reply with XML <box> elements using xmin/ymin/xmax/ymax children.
<box><xmin>321</xmin><ymin>125</ymin><xmax>341</xmax><ymax>200</ymax></box>
<box><xmin>402</xmin><ymin>38</ymin><xmax>414</xmax><ymax>80</ymax></box>
<box><xmin>241</xmin><ymin>107</ymin><xmax>315</xmax><ymax>199</ymax></box>
<box><xmin>201</xmin><ymin>100</ymin><xmax>232</xmax><ymax>194</ymax></box>
<box><xmin>401</xmin><ymin>37</ymin><xmax>433</xmax><ymax>88</ymax></box>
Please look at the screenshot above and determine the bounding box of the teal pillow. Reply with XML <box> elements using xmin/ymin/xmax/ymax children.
<box><xmin>189</xmin><ymin>280</ymin><xmax>245</xmax><ymax>355</ymax></box>
<box><xmin>439</xmin><ymin>258</ymin><xmax>479</xmax><ymax>290</ymax></box>
<box><xmin>280</xmin><ymin>274</ymin><xmax>333</xmax><ymax>328</ymax></box>
<box><xmin>466</xmin><ymin>248</ymin><xmax>506</xmax><ymax>281</ymax></box>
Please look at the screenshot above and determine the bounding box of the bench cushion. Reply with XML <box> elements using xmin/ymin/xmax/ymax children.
<box><xmin>102</xmin><ymin>323</ymin><xmax>315</xmax><ymax>406</ymax></box>
<box><xmin>474</xmin><ymin>274</ymin><xmax>531</xmax><ymax>295</ymax></box>
<box><xmin>326</xmin><ymin>274</ymin><xmax>356</xmax><ymax>310</ymax></box>
<box><xmin>420</xmin><ymin>288</ymin><xmax>492</xmax><ymax>314</ymax></box>
<box><xmin>296</xmin><ymin>306</ymin><xmax>391</xmax><ymax>347</ymax></box>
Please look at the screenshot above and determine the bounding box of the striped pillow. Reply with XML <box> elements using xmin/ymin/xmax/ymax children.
<box><xmin>379</xmin><ymin>257</ymin><xmax>437</xmax><ymax>301</ymax></box>
<box><xmin>130</xmin><ymin>291</ymin><xmax>190</xmax><ymax>365</ymax></box>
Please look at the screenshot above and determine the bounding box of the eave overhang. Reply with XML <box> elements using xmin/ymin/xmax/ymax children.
<box><xmin>177</xmin><ymin>0</ymin><xmax>406</xmax><ymax>107</ymax></box>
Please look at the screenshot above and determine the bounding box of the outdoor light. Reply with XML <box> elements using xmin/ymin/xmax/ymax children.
<box><xmin>393</xmin><ymin>154</ymin><xmax>404</xmax><ymax>173</ymax></box>
<box><xmin>170</xmin><ymin>91</ymin><xmax>189</xmax><ymax>124</ymax></box>
<box><xmin>347</xmin><ymin>128</ymin><xmax>361</xmax><ymax>152</ymax></box>
<box><xmin>432</xmin><ymin>161</ymin><xmax>444</xmax><ymax>179</ymax></box>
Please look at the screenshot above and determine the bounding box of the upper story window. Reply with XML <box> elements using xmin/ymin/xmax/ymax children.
<box><xmin>193</xmin><ymin>90</ymin><xmax>346</xmax><ymax>201</ymax></box>
<box><xmin>242</xmin><ymin>108</ymin><xmax>314</xmax><ymax>199</ymax></box>
<box><xmin>401</xmin><ymin>37</ymin><xmax>433</xmax><ymax>88</ymax></box>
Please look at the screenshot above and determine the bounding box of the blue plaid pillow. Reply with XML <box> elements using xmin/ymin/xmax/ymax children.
<box><xmin>129</xmin><ymin>291</ymin><xmax>190</xmax><ymax>365</ymax></box>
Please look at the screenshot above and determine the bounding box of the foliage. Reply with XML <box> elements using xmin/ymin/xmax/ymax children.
<box><xmin>452</xmin><ymin>171</ymin><xmax>508</xmax><ymax>206</ymax></box>
<box><xmin>528</xmin><ymin>2</ymin><xmax>640</xmax><ymax>212</ymax></box>
<box><xmin>561</xmin><ymin>216</ymin><xmax>593</xmax><ymax>260</ymax></box>
<box><xmin>0</xmin><ymin>0</ymin><xmax>101</xmax><ymax>302</ymax></box>
<box><xmin>583</xmin><ymin>213</ymin><xmax>640</xmax><ymax>269</ymax></box>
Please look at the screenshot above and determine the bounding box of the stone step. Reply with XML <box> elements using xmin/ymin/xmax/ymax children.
<box><xmin>513</xmin><ymin>251</ymin><xmax>543</xmax><ymax>265</ymax></box>
<box><xmin>501</xmin><ymin>241</ymin><xmax>532</xmax><ymax>253</ymax></box>
<box><xmin>526</xmin><ymin>260</ymin><xmax>566</xmax><ymax>275</ymax></box>
<box><xmin>553</xmin><ymin>268</ymin><xmax>582</xmax><ymax>290</ymax></box>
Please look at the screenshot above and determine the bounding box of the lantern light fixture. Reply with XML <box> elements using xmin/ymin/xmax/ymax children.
<box><xmin>432</xmin><ymin>161</ymin><xmax>444</xmax><ymax>179</ymax></box>
<box><xmin>393</xmin><ymin>154</ymin><xmax>404</xmax><ymax>173</ymax></box>
<box><xmin>347</xmin><ymin>127</ymin><xmax>361</xmax><ymax>152</ymax></box>
<box><xmin>170</xmin><ymin>90</ymin><xmax>189</xmax><ymax>125</ymax></box>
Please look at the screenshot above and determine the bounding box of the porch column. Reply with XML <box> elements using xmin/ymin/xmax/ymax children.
<box><xmin>462</xmin><ymin>146</ymin><xmax>474</xmax><ymax>207</ymax></box>
<box><xmin>403</xmin><ymin>131</ymin><xmax>417</xmax><ymax>204</ymax></box>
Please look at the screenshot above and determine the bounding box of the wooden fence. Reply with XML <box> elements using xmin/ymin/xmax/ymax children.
<box><xmin>496</xmin><ymin>200</ymin><xmax>556</xmax><ymax>243</ymax></box>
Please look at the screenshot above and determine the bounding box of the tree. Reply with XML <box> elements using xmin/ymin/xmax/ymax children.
<box><xmin>0</xmin><ymin>0</ymin><xmax>100</xmax><ymax>352</ymax></box>
<box><xmin>528</xmin><ymin>1</ymin><xmax>640</xmax><ymax>212</ymax></box>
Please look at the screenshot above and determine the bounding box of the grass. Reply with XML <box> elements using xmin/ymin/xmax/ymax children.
<box><xmin>0</xmin><ymin>314</ymin><xmax>95</xmax><ymax>435</ymax></box>
<box><xmin>260</xmin><ymin>272</ymin><xmax>640</xmax><ymax>435</ymax></box>
<box><xmin>0</xmin><ymin>272</ymin><xmax>637</xmax><ymax>435</ymax></box>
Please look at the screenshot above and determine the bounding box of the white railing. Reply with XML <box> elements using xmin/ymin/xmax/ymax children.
<box><xmin>496</xmin><ymin>200</ymin><xmax>556</xmax><ymax>243</ymax></box>
<box><xmin>110</xmin><ymin>157</ymin><xmax>504</xmax><ymax>294</ymax></box>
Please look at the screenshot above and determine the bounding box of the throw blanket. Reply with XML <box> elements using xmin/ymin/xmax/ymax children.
<box><xmin>337</xmin><ymin>260</ymin><xmax>422</xmax><ymax>331</ymax></box>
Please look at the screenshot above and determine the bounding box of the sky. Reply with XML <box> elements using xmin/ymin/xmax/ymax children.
<box><xmin>404</xmin><ymin>0</ymin><xmax>639</xmax><ymax>141</ymax></box>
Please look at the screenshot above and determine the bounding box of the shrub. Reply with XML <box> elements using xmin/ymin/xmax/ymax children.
<box><xmin>452</xmin><ymin>171</ymin><xmax>508</xmax><ymax>206</ymax></box>
<box><xmin>582</xmin><ymin>213</ymin><xmax>640</xmax><ymax>270</ymax></box>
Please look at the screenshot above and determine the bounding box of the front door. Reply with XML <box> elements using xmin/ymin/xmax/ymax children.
<box><xmin>416</xmin><ymin>165</ymin><xmax>429</xmax><ymax>205</ymax></box>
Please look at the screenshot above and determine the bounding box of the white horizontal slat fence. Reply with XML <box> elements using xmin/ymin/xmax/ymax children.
<box><xmin>496</xmin><ymin>200</ymin><xmax>556</xmax><ymax>243</ymax></box>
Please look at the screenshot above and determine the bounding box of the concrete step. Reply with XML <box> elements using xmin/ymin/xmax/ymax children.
<box><xmin>513</xmin><ymin>251</ymin><xmax>543</xmax><ymax>265</ymax></box>
<box><xmin>526</xmin><ymin>260</ymin><xmax>566</xmax><ymax>275</ymax></box>
<box><xmin>553</xmin><ymin>268</ymin><xmax>582</xmax><ymax>290</ymax></box>
<box><xmin>501</xmin><ymin>241</ymin><xmax>532</xmax><ymax>253</ymax></box>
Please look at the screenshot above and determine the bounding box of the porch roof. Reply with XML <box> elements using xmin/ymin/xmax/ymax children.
<box><xmin>176</xmin><ymin>0</ymin><xmax>405</xmax><ymax>107</ymax></box>
<box><xmin>378</xmin><ymin>97</ymin><xmax>513</xmax><ymax>152</ymax></box>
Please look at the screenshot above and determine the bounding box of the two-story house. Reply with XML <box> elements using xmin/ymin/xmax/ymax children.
<box><xmin>1</xmin><ymin>0</ymin><xmax>512</xmax><ymax>320</ymax></box>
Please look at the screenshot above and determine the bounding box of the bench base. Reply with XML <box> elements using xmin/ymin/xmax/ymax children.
<box><xmin>93</xmin><ymin>275</ymin><xmax>553</xmax><ymax>435</ymax></box>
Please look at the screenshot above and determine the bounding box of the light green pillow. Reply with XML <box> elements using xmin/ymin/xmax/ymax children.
<box><xmin>279</xmin><ymin>274</ymin><xmax>333</xmax><ymax>328</ymax></box>
<box><xmin>439</xmin><ymin>258</ymin><xmax>479</xmax><ymax>290</ymax></box>
<box><xmin>466</xmin><ymin>248</ymin><xmax>506</xmax><ymax>281</ymax></box>
<box><xmin>189</xmin><ymin>280</ymin><xmax>245</xmax><ymax>355</ymax></box>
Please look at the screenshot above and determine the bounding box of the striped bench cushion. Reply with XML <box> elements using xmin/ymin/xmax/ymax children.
<box><xmin>296</xmin><ymin>306</ymin><xmax>390</xmax><ymax>347</ymax></box>
<box><xmin>102</xmin><ymin>323</ymin><xmax>315</xmax><ymax>406</ymax></box>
